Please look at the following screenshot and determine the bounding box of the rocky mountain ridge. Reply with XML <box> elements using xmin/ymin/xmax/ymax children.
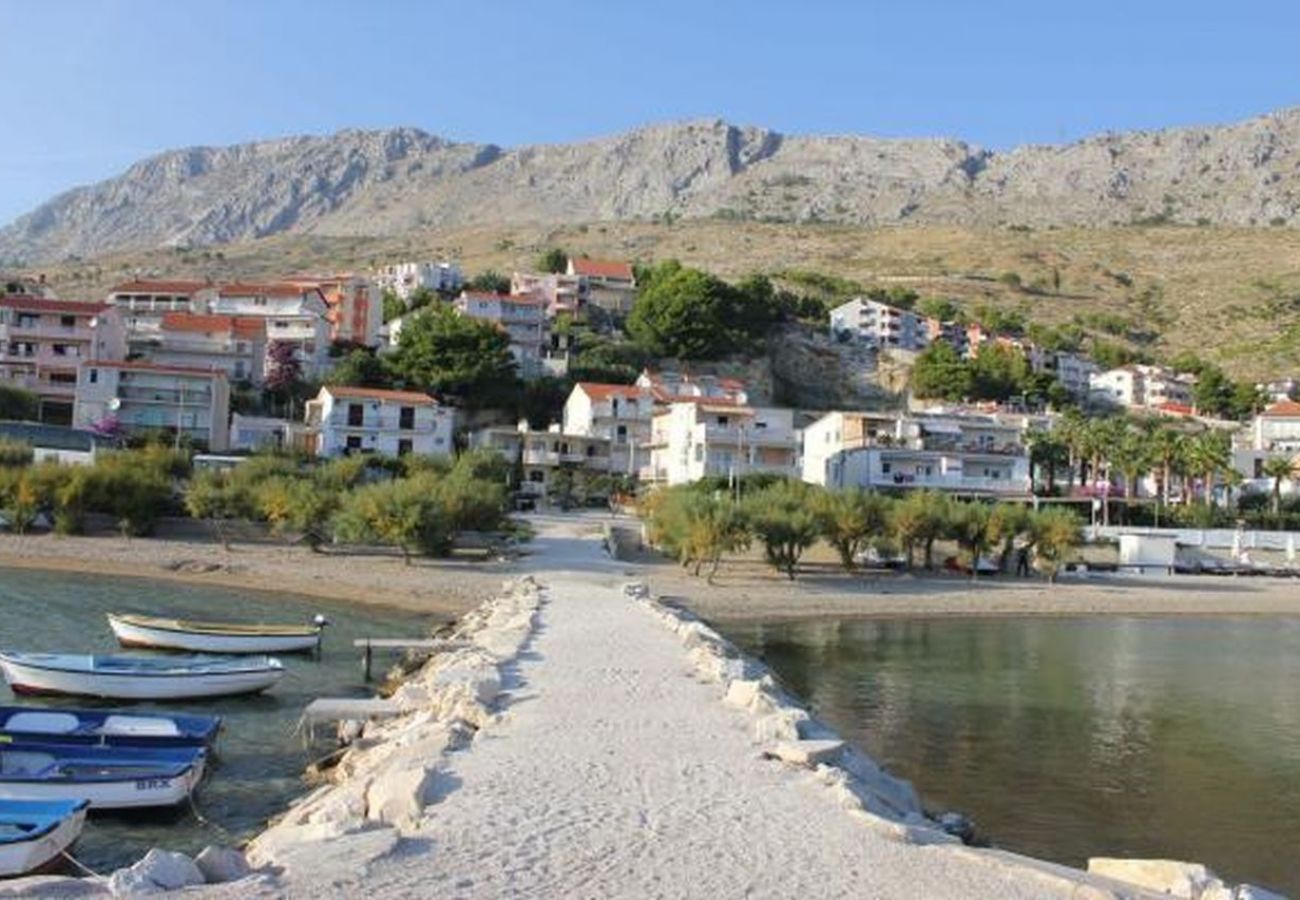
<box><xmin>5</xmin><ymin>109</ymin><xmax>1300</xmax><ymax>262</ymax></box>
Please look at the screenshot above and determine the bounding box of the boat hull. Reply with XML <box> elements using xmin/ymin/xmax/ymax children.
<box><xmin>0</xmin><ymin>747</ymin><xmax>206</xmax><ymax>810</ymax></box>
<box><xmin>109</xmin><ymin>615</ymin><xmax>320</xmax><ymax>655</ymax></box>
<box><xmin>0</xmin><ymin>802</ymin><xmax>87</xmax><ymax>876</ymax></box>
<box><xmin>0</xmin><ymin>658</ymin><xmax>283</xmax><ymax>701</ymax></box>
<box><xmin>0</xmin><ymin>706</ymin><xmax>221</xmax><ymax>748</ymax></box>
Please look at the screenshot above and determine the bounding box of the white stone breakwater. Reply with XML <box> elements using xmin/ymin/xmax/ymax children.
<box><xmin>2</xmin><ymin>515</ymin><xmax>1285</xmax><ymax>898</ymax></box>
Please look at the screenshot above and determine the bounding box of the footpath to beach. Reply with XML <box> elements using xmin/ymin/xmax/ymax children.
<box><xmin>211</xmin><ymin>513</ymin><xmax>1175</xmax><ymax>900</ymax></box>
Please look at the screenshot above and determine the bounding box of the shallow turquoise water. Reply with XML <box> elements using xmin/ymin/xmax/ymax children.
<box><xmin>0</xmin><ymin>566</ymin><xmax>434</xmax><ymax>872</ymax></box>
<box><xmin>721</xmin><ymin>616</ymin><xmax>1300</xmax><ymax>896</ymax></box>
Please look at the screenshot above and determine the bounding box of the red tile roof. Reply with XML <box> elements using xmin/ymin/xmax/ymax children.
<box><xmin>89</xmin><ymin>360</ymin><xmax>228</xmax><ymax>378</ymax></box>
<box><xmin>109</xmin><ymin>279</ymin><xmax>211</xmax><ymax>295</ymax></box>
<box><xmin>323</xmin><ymin>385</ymin><xmax>438</xmax><ymax>406</ymax></box>
<box><xmin>569</xmin><ymin>258</ymin><xmax>634</xmax><ymax>280</ymax></box>
<box><xmin>161</xmin><ymin>313</ymin><xmax>265</xmax><ymax>340</ymax></box>
<box><xmin>217</xmin><ymin>282</ymin><xmax>311</xmax><ymax>299</ymax></box>
<box><xmin>576</xmin><ymin>382</ymin><xmax>649</xmax><ymax>400</ymax></box>
<box><xmin>0</xmin><ymin>296</ymin><xmax>110</xmax><ymax>315</ymax></box>
<box><xmin>1262</xmin><ymin>399</ymin><xmax>1300</xmax><ymax>418</ymax></box>
<box><xmin>1155</xmin><ymin>402</ymin><xmax>1195</xmax><ymax>417</ymax></box>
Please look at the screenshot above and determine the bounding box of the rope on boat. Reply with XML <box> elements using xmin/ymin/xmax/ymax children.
<box><xmin>59</xmin><ymin>848</ymin><xmax>103</xmax><ymax>878</ymax></box>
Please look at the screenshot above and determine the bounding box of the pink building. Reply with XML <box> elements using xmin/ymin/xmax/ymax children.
<box><xmin>0</xmin><ymin>296</ymin><xmax>126</xmax><ymax>424</ymax></box>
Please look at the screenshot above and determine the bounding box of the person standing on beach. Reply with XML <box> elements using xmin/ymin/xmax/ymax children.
<box><xmin>1015</xmin><ymin>545</ymin><xmax>1031</xmax><ymax>577</ymax></box>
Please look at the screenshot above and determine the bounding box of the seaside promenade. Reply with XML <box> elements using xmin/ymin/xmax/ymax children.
<box><xmin>255</xmin><ymin>514</ymin><xmax>1135</xmax><ymax>900</ymax></box>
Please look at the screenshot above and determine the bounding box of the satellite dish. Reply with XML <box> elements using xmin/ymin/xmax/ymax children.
<box><xmin>108</xmin><ymin>398</ymin><xmax>121</xmax><ymax>411</ymax></box>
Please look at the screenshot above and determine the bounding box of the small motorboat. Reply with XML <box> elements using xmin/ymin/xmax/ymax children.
<box><xmin>0</xmin><ymin>799</ymin><xmax>88</xmax><ymax>876</ymax></box>
<box><xmin>0</xmin><ymin>653</ymin><xmax>284</xmax><ymax>701</ymax></box>
<box><xmin>108</xmin><ymin>612</ymin><xmax>326</xmax><ymax>654</ymax></box>
<box><xmin>0</xmin><ymin>742</ymin><xmax>205</xmax><ymax>809</ymax></box>
<box><xmin>0</xmin><ymin>706</ymin><xmax>220</xmax><ymax>748</ymax></box>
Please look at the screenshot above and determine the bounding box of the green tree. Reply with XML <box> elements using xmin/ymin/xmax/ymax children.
<box><xmin>465</xmin><ymin>270</ymin><xmax>510</xmax><ymax>294</ymax></box>
<box><xmin>890</xmin><ymin>490</ymin><xmax>950</xmax><ymax>569</ymax></box>
<box><xmin>917</xmin><ymin>297</ymin><xmax>961</xmax><ymax>321</ymax></box>
<box><xmin>334</xmin><ymin>475</ymin><xmax>444</xmax><ymax>564</ymax></box>
<box><xmin>1029</xmin><ymin>507</ymin><xmax>1082</xmax><ymax>582</ymax></box>
<box><xmin>1262</xmin><ymin>455</ymin><xmax>1296</xmax><ymax>517</ymax></box>
<box><xmin>626</xmin><ymin>267</ymin><xmax>746</xmax><ymax>359</ymax></box>
<box><xmin>947</xmin><ymin>502</ymin><xmax>993</xmax><ymax>577</ymax></box>
<box><xmin>0</xmin><ymin>385</ymin><xmax>39</xmax><ymax>422</ymax></box>
<box><xmin>537</xmin><ymin>248</ymin><xmax>568</xmax><ymax>274</ymax></box>
<box><xmin>988</xmin><ymin>503</ymin><xmax>1032</xmax><ymax>572</ymax></box>
<box><xmin>1026</xmin><ymin>428</ymin><xmax>1068</xmax><ymax>494</ymax></box>
<box><xmin>326</xmin><ymin>349</ymin><xmax>392</xmax><ymax>389</ymax></box>
<box><xmin>389</xmin><ymin>304</ymin><xmax>518</xmax><ymax>398</ymax></box>
<box><xmin>381</xmin><ymin>288</ymin><xmax>405</xmax><ymax>323</ymax></box>
<box><xmin>743</xmin><ymin>481</ymin><xmax>821</xmax><ymax>579</ymax></box>
<box><xmin>814</xmin><ymin>489</ymin><xmax>891</xmax><ymax>571</ymax></box>
<box><xmin>0</xmin><ymin>438</ymin><xmax>33</xmax><ymax>468</ymax></box>
<box><xmin>910</xmin><ymin>342</ymin><xmax>971</xmax><ymax>401</ymax></box>
<box><xmin>1181</xmin><ymin>429</ymin><xmax>1232</xmax><ymax>506</ymax></box>
<box><xmin>1111</xmin><ymin>426</ymin><xmax>1155</xmax><ymax>522</ymax></box>
<box><xmin>969</xmin><ymin>344</ymin><xmax>1031</xmax><ymax>401</ymax></box>
<box><xmin>256</xmin><ymin>476</ymin><xmax>339</xmax><ymax>549</ymax></box>
<box><xmin>677</xmin><ymin>492</ymin><xmax>750</xmax><ymax>581</ymax></box>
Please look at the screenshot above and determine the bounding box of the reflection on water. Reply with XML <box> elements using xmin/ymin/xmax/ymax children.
<box><xmin>721</xmin><ymin>616</ymin><xmax>1300</xmax><ymax>895</ymax></box>
<box><xmin>0</xmin><ymin>566</ymin><xmax>434</xmax><ymax>871</ymax></box>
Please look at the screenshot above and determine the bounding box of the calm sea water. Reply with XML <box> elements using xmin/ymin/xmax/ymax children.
<box><xmin>722</xmin><ymin>616</ymin><xmax>1300</xmax><ymax>896</ymax></box>
<box><xmin>0</xmin><ymin>566</ymin><xmax>434</xmax><ymax>873</ymax></box>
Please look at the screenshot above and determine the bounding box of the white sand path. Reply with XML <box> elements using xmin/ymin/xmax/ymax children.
<box><xmin>286</xmin><ymin>515</ymin><xmax>1106</xmax><ymax>899</ymax></box>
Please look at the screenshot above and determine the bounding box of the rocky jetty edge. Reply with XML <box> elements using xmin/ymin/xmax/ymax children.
<box><xmin>0</xmin><ymin>575</ymin><xmax>542</xmax><ymax>898</ymax></box>
<box><xmin>629</xmin><ymin>584</ymin><xmax>1286</xmax><ymax>900</ymax></box>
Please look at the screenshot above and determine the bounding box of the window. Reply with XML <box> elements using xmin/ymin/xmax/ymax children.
<box><xmin>397</xmin><ymin>439</ymin><xmax>413</xmax><ymax>456</ymax></box>
<box><xmin>60</xmin><ymin>315</ymin><xmax>76</xmax><ymax>328</ymax></box>
<box><xmin>716</xmin><ymin>416</ymin><xmax>729</xmax><ymax>426</ymax></box>
<box><xmin>88</xmin><ymin>369</ymin><xmax>98</xmax><ymax>384</ymax></box>
<box><xmin>882</xmin><ymin>461</ymin><xmax>892</xmax><ymax>474</ymax></box>
<box><xmin>528</xmin><ymin>470</ymin><xmax>545</xmax><ymax>483</ymax></box>
<box><xmin>52</xmin><ymin>344</ymin><xmax>68</xmax><ymax>356</ymax></box>
<box><xmin>399</xmin><ymin>406</ymin><xmax>415</xmax><ymax>430</ymax></box>
<box><xmin>16</xmin><ymin>314</ymin><xmax>38</xmax><ymax>328</ymax></box>
<box><xmin>345</xmin><ymin>435</ymin><xmax>363</xmax><ymax>452</ymax></box>
<box><xmin>347</xmin><ymin>403</ymin><xmax>364</xmax><ymax>427</ymax></box>
<box><xmin>49</xmin><ymin>372</ymin><xmax>76</xmax><ymax>385</ymax></box>
<box><xmin>616</xmin><ymin>425</ymin><xmax>628</xmax><ymax>444</ymax></box>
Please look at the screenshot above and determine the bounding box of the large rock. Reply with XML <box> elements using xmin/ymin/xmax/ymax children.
<box><xmin>1086</xmin><ymin>858</ymin><xmax>1222</xmax><ymax>898</ymax></box>
<box><xmin>365</xmin><ymin>763</ymin><xmax>439</xmax><ymax>829</ymax></box>
<box><xmin>252</xmin><ymin>824</ymin><xmax>401</xmax><ymax>881</ymax></box>
<box><xmin>107</xmin><ymin>849</ymin><xmax>204</xmax><ymax>895</ymax></box>
<box><xmin>194</xmin><ymin>845</ymin><xmax>251</xmax><ymax>884</ymax></box>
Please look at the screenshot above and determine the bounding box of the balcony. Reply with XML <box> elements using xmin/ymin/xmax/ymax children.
<box><xmin>117</xmin><ymin>385</ymin><xmax>213</xmax><ymax>406</ymax></box>
<box><xmin>873</xmin><ymin>472</ymin><xmax>1029</xmax><ymax>494</ymax></box>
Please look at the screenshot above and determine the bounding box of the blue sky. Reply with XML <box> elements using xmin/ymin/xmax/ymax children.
<box><xmin>1</xmin><ymin>0</ymin><xmax>1297</xmax><ymax>225</ymax></box>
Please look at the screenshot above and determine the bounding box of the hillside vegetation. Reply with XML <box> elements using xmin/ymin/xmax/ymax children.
<box><xmin>17</xmin><ymin>220</ymin><xmax>1300</xmax><ymax>380</ymax></box>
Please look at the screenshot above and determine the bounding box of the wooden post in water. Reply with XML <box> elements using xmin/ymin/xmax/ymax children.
<box><xmin>362</xmin><ymin>639</ymin><xmax>372</xmax><ymax>682</ymax></box>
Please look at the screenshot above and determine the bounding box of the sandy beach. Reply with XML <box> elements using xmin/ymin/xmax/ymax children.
<box><xmin>0</xmin><ymin>530</ymin><xmax>511</xmax><ymax>618</ymax></box>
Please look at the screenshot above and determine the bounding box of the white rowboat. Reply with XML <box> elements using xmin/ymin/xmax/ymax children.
<box><xmin>108</xmin><ymin>612</ymin><xmax>324</xmax><ymax>654</ymax></box>
<box><xmin>0</xmin><ymin>744</ymin><xmax>205</xmax><ymax>809</ymax></box>
<box><xmin>0</xmin><ymin>653</ymin><xmax>284</xmax><ymax>701</ymax></box>
<box><xmin>0</xmin><ymin>799</ymin><xmax>88</xmax><ymax>876</ymax></box>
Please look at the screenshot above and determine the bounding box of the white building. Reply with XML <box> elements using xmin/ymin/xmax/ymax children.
<box><xmin>1234</xmin><ymin>399</ymin><xmax>1300</xmax><ymax>497</ymax></box>
<box><xmin>143</xmin><ymin>313</ymin><xmax>266</xmax><ymax>385</ymax></box>
<box><xmin>562</xmin><ymin>382</ymin><xmax>655</xmax><ymax>475</ymax></box>
<box><xmin>511</xmin><ymin>272</ymin><xmax>585</xmax><ymax>317</ymax></box>
<box><xmin>74</xmin><ymin>361</ymin><xmax>230</xmax><ymax>451</ymax></box>
<box><xmin>829</xmin><ymin>298</ymin><xmax>930</xmax><ymax>352</ymax></box>
<box><xmin>802</xmin><ymin>410</ymin><xmax>1032</xmax><ymax>496</ymax></box>
<box><xmin>454</xmin><ymin>291</ymin><xmax>548</xmax><ymax>379</ymax></box>
<box><xmin>286</xmin><ymin>274</ymin><xmax>384</xmax><ymax>348</ymax></box>
<box><xmin>304</xmin><ymin>385</ymin><xmax>454</xmax><ymax>458</ymax></box>
<box><xmin>637</xmin><ymin>370</ymin><xmax>749</xmax><ymax>405</ymax></box>
<box><xmin>377</xmin><ymin>262</ymin><xmax>462</xmax><ymax>300</ymax></box>
<box><xmin>1089</xmin><ymin>364</ymin><xmax>1196</xmax><ymax>410</ymax></box>
<box><xmin>0</xmin><ymin>296</ymin><xmax>127</xmax><ymax>425</ymax></box>
<box><xmin>646</xmin><ymin>402</ymin><xmax>798</xmax><ymax>485</ymax></box>
<box><xmin>106</xmin><ymin>279</ymin><xmax>219</xmax><ymax>342</ymax></box>
<box><xmin>210</xmin><ymin>283</ymin><xmax>332</xmax><ymax>377</ymax></box>
<box><xmin>470</xmin><ymin>421</ymin><xmax>614</xmax><ymax>503</ymax></box>
<box><xmin>1053</xmin><ymin>353</ymin><xmax>1100</xmax><ymax>397</ymax></box>
<box><xmin>229</xmin><ymin>414</ymin><xmax>295</xmax><ymax>452</ymax></box>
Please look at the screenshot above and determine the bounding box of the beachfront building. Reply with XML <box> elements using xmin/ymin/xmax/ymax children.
<box><xmin>0</xmin><ymin>296</ymin><xmax>127</xmax><ymax>424</ymax></box>
<box><xmin>141</xmin><ymin>313</ymin><xmax>267</xmax><ymax>385</ymax></box>
<box><xmin>802</xmin><ymin>410</ymin><xmax>1032</xmax><ymax>496</ymax></box>
<box><xmin>106</xmin><ymin>279</ymin><xmax>220</xmax><ymax>342</ymax></box>
<box><xmin>209</xmin><ymin>282</ymin><xmax>332</xmax><ymax>377</ymax></box>
<box><xmin>645</xmin><ymin>401</ymin><xmax>798</xmax><ymax>485</ymax></box>
<box><xmin>1090</xmin><ymin>364</ymin><xmax>1197</xmax><ymax>410</ymax></box>
<box><xmin>1233</xmin><ymin>399</ymin><xmax>1300</xmax><ymax>498</ymax></box>
<box><xmin>286</xmin><ymin>274</ymin><xmax>384</xmax><ymax>348</ymax></box>
<box><xmin>470</xmin><ymin>421</ymin><xmax>614</xmax><ymax>504</ymax></box>
<box><xmin>829</xmin><ymin>298</ymin><xmax>930</xmax><ymax>352</ymax></box>
<box><xmin>562</xmin><ymin>382</ymin><xmax>655</xmax><ymax>475</ymax></box>
<box><xmin>454</xmin><ymin>291</ymin><xmax>549</xmax><ymax>379</ymax></box>
<box><xmin>304</xmin><ymin>385</ymin><xmax>454</xmax><ymax>458</ymax></box>
<box><xmin>566</xmin><ymin>258</ymin><xmax>637</xmax><ymax>314</ymax></box>
<box><xmin>73</xmin><ymin>361</ymin><xmax>230</xmax><ymax>451</ymax></box>
<box><xmin>376</xmin><ymin>261</ymin><xmax>462</xmax><ymax>300</ymax></box>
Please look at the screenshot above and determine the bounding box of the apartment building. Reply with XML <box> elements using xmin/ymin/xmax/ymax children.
<box><xmin>376</xmin><ymin>261</ymin><xmax>462</xmax><ymax>299</ymax></box>
<box><xmin>829</xmin><ymin>298</ymin><xmax>930</xmax><ymax>352</ymax></box>
<box><xmin>73</xmin><ymin>361</ymin><xmax>230</xmax><ymax>450</ymax></box>
<box><xmin>1234</xmin><ymin>399</ymin><xmax>1300</xmax><ymax>496</ymax></box>
<box><xmin>106</xmin><ymin>280</ymin><xmax>219</xmax><ymax>342</ymax></box>
<box><xmin>638</xmin><ymin>370</ymin><xmax>749</xmax><ymax>405</ymax></box>
<box><xmin>802</xmin><ymin>410</ymin><xmax>1032</xmax><ymax>496</ymax></box>
<box><xmin>562</xmin><ymin>382</ymin><xmax>656</xmax><ymax>474</ymax></box>
<box><xmin>304</xmin><ymin>385</ymin><xmax>454</xmax><ymax>458</ymax></box>
<box><xmin>470</xmin><ymin>421</ymin><xmax>613</xmax><ymax>503</ymax></box>
<box><xmin>1090</xmin><ymin>365</ymin><xmax>1196</xmax><ymax>410</ymax></box>
<box><xmin>210</xmin><ymin>283</ymin><xmax>332</xmax><ymax>377</ymax></box>
<box><xmin>511</xmin><ymin>272</ymin><xmax>585</xmax><ymax>317</ymax></box>
<box><xmin>287</xmin><ymin>274</ymin><xmax>384</xmax><ymax>348</ymax></box>
<box><xmin>1053</xmin><ymin>353</ymin><xmax>1100</xmax><ymax>397</ymax></box>
<box><xmin>142</xmin><ymin>314</ymin><xmax>267</xmax><ymax>384</ymax></box>
<box><xmin>0</xmin><ymin>297</ymin><xmax>126</xmax><ymax>424</ymax></box>
<box><xmin>454</xmin><ymin>291</ymin><xmax>549</xmax><ymax>379</ymax></box>
<box><xmin>646</xmin><ymin>402</ymin><xmax>798</xmax><ymax>485</ymax></box>
<box><xmin>566</xmin><ymin>258</ymin><xmax>637</xmax><ymax>314</ymax></box>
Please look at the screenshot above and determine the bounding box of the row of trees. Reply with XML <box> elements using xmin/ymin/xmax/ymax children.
<box><xmin>642</xmin><ymin>481</ymin><xmax>1082</xmax><ymax>583</ymax></box>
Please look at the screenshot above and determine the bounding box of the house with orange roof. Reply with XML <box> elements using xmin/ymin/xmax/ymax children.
<box><xmin>0</xmin><ymin>296</ymin><xmax>126</xmax><ymax>424</ymax></box>
<box><xmin>1234</xmin><ymin>399</ymin><xmax>1300</xmax><ymax>499</ymax></box>
<box><xmin>303</xmin><ymin>385</ymin><xmax>454</xmax><ymax>458</ymax></box>
<box><xmin>146</xmin><ymin>313</ymin><xmax>267</xmax><ymax>384</ymax></box>
<box><xmin>285</xmin><ymin>274</ymin><xmax>383</xmax><ymax>348</ymax></box>
<box><xmin>454</xmin><ymin>291</ymin><xmax>551</xmax><ymax>379</ymax></box>
<box><xmin>73</xmin><ymin>360</ymin><xmax>230</xmax><ymax>450</ymax></box>
<box><xmin>562</xmin><ymin>382</ymin><xmax>657</xmax><ymax>474</ymax></box>
<box><xmin>566</xmin><ymin>258</ymin><xmax>637</xmax><ymax>314</ymax></box>
<box><xmin>210</xmin><ymin>282</ymin><xmax>332</xmax><ymax>376</ymax></box>
<box><xmin>107</xmin><ymin>279</ymin><xmax>220</xmax><ymax>341</ymax></box>
<box><xmin>646</xmin><ymin>401</ymin><xmax>798</xmax><ymax>485</ymax></box>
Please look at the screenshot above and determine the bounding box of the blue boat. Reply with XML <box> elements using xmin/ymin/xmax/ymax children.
<box><xmin>0</xmin><ymin>706</ymin><xmax>220</xmax><ymax>748</ymax></box>
<box><xmin>0</xmin><ymin>742</ymin><xmax>207</xmax><ymax>809</ymax></box>
<box><xmin>0</xmin><ymin>799</ymin><xmax>88</xmax><ymax>876</ymax></box>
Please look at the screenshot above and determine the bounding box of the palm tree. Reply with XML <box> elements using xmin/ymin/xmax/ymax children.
<box><xmin>1055</xmin><ymin>410</ymin><xmax>1089</xmax><ymax>488</ymax></box>
<box><xmin>1182</xmin><ymin>429</ymin><xmax>1232</xmax><ymax>506</ymax></box>
<box><xmin>1262</xmin><ymin>455</ymin><xmax>1296</xmax><ymax>518</ymax></box>
<box><xmin>1111</xmin><ymin>426</ymin><xmax>1155</xmax><ymax>524</ymax></box>
<box><xmin>1148</xmin><ymin>425</ymin><xmax>1186</xmax><ymax>509</ymax></box>
<box><xmin>1026</xmin><ymin>429</ymin><xmax>1068</xmax><ymax>495</ymax></box>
